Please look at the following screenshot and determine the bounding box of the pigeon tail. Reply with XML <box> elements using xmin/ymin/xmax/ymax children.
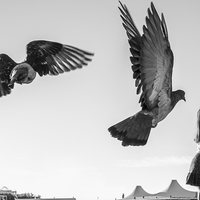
<box><xmin>108</xmin><ymin>111</ymin><xmax>153</xmax><ymax>146</ymax></box>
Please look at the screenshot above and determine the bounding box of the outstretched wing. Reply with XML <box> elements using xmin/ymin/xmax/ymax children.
<box><xmin>118</xmin><ymin>1</ymin><xmax>143</xmax><ymax>95</ymax></box>
<box><xmin>26</xmin><ymin>40</ymin><xmax>94</xmax><ymax>76</ymax></box>
<box><xmin>119</xmin><ymin>2</ymin><xmax>173</xmax><ymax>111</ymax></box>
<box><xmin>140</xmin><ymin>2</ymin><xmax>173</xmax><ymax>110</ymax></box>
<box><xmin>0</xmin><ymin>54</ymin><xmax>16</xmax><ymax>97</ymax></box>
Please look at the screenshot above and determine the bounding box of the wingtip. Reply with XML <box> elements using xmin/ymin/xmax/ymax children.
<box><xmin>118</xmin><ymin>1</ymin><xmax>127</xmax><ymax>14</ymax></box>
<box><xmin>161</xmin><ymin>12</ymin><xmax>168</xmax><ymax>38</ymax></box>
<box><xmin>150</xmin><ymin>1</ymin><xmax>158</xmax><ymax>17</ymax></box>
<box><xmin>82</xmin><ymin>50</ymin><xmax>95</xmax><ymax>56</ymax></box>
<box><xmin>150</xmin><ymin>2</ymin><xmax>155</xmax><ymax>10</ymax></box>
<box><xmin>0</xmin><ymin>82</ymin><xmax>12</xmax><ymax>98</ymax></box>
<box><xmin>118</xmin><ymin>0</ymin><xmax>124</xmax><ymax>8</ymax></box>
<box><xmin>161</xmin><ymin>13</ymin><xmax>165</xmax><ymax>23</ymax></box>
<box><xmin>147</xmin><ymin>7</ymin><xmax>151</xmax><ymax>15</ymax></box>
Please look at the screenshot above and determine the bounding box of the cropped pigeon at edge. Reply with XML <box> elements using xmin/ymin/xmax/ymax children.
<box><xmin>0</xmin><ymin>40</ymin><xmax>94</xmax><ymax>97</ymax></box>
<box><xmin>108</xmin><ymin>1</ymin><xmax>186</xmax><ymax>147</ymax></box>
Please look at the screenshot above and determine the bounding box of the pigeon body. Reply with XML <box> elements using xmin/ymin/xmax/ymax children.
<box><xmin>0</xmin><ymin>40</ymin><xmax>94</xmax><ymax>97</ymax></box>
<box><xmin>108</xmin><ymin>2</ymin><xmax>185</xmax><ymax>146</ymax></box>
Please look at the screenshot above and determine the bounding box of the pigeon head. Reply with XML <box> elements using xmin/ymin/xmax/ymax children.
<box><xmin>175</xmin><ymin>90</ymin><xmax>186</xmax><ymax>102</ymax></box>
<box><xmin>9</xmin><ymin>63</ymin><xmax>36</xmax><ymax>86</ymax></box>
<box><xmin>171</xmin><ymin>90</ymin><xmax>186</xmax><ymax>108</ymax></box>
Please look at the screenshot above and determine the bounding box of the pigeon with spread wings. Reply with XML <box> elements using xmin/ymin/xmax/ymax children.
<box><xmin>108</xmin><ymin>2</ymin><xmax>185</xmax><ymax>146</ymax></box>
<box><xmin>0</xmin><ymin>40</ymin><xmax>94</xmax><ymax>97</ymax></box>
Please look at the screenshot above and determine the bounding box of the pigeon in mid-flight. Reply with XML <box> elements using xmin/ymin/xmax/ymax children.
<box><xmin>0</xmin><ymin>40</ymin><xmax>94</xmax><ymax>97</ymax></box>
<box><xmin>108</xmin><ymin>1</ymin><xmax>186</xmax><ymax>146</ymax></box>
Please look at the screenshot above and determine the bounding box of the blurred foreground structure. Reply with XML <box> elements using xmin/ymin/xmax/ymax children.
<box><xmin>0</xmin><ymin>187</ymin><xmax>16</xmax><ymax>200</ymax></box>
<box><xmin>118</xmin><ymin>180</ymin><xmax>197</xmax><ymax>200</ymax></box>
<box><xmin>0</xmin><ymin>187</ymin><xmax>75</xmax><ymax>200</ymax></box>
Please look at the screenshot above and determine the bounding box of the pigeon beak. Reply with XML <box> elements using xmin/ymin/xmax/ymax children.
<box><xmin>9</xmin><ymin>69</ymin><xmax>19</xmax><ymax>86</ymax></box>
<box><xmin>9</xmin><ymin>68</ymin><xmax>25</xmax><ymax>86</ymax></box>
<box><xmin>183</xmin><ymin>97</ymin><xmax>186</xmax><ymax>102</ymax></box>
<box><xmin>8</xmin><ymin>77</ymin><xmax>17</xmax><ymax>87</ymax></box>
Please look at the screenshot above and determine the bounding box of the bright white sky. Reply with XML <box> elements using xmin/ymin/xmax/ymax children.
<box><xmin>0</xmin><ymin>0</ymin><xmax>200</xmax><ymax>200</ymax></box>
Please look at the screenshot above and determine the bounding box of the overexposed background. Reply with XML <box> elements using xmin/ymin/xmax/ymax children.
<box><xmin>0</xmin><ymin>0</ymin><xmax>199</xmax><ymax>200</ymax></box>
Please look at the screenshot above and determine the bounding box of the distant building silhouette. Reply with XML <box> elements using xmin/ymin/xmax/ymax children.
<box><xmin>0</xmin><ymin>187</ymin><xmax>76</xmax><ymax>200</ymax></box>
<box><xmin>0</xmin><ymin>186</ymin><xmax>16</xmax><ymax>200</ymax></box>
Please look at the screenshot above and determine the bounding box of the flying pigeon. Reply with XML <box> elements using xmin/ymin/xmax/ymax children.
<box><xmin>0</xmin><ymin>40</ymin><xmax>94</xmax><ymax>97</ymax></box>
<box><xmin>108</xmin><ymin>1</ymin><xmax>186</xmax><ymax>146</ymax></box>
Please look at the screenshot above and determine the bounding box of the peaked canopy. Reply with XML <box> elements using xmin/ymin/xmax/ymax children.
<box><xmin>120</xmin><ymin>180</ymin><xmax>197</xmax><ymax>199</ymax></box>
<box><xmin>154</xmin><ymin>180</ymin><xmax>197</xmax><ymax>198</ymax></box>
<box><xmin>124</xmin><ymin>186</ymin><xmax>152</xmax><ymax>198</ymax></box>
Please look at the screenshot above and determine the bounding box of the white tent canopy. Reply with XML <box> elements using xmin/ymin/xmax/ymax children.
<box><xmin>154</xmin><ymin>180</ymin><xmax>197</xmax><ymax>198</ymax></box>
<box><xmin>121</xmin><ymin>180</ymin><xmax>197</xmax><ymax>199</ymax></box>
<box><xmin>124</xmin><ymin>186</ymin><xmax>152</xmax><ymax>198</ymax></box>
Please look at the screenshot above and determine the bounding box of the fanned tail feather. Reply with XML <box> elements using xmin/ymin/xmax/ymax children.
<box><xmin>108</xmin><ymin>112</ymin><xmax>153</xmax><ymax>146</ymax></box>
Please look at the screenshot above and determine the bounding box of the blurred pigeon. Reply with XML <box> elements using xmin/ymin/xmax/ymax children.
<box><xmin>108</xmin><ymin>1</ymin><xmax>185</xmax><ymax>146</ymax></box>
<box><xmin>0</xmin><ymin>40</ymin><xmax>94</xmax><ymax>97</ymax></box>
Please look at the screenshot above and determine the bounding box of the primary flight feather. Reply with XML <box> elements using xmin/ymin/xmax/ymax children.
<box><xmin>108</xmin><ymin>1</ymin><xmax>185</xmax><ymax>146</ymax></box>
<box><xmin>0</xmin><ymin>40</ymin><xmax>94</xmax><ymax>97</ymax></box>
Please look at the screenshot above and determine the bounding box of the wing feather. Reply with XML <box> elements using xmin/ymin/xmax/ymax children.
<box><xmin>140</xmin><ymin>2</ymin><xmax>173</xmax><ymax>109</ymax></box>
<box><xmin>118</xmin><ymin>1</ymin><xmax>143</xmax><ymax>102</ymax></box>
<box><xmin>119</xmin><ymin>1</ymin><xmax>173</xmax><ymax>110</ymax></box>
<box><xmin>0</xmin><ymin>54</ymin><xmax>16</xmax><ymax>97</ymax></box>
<box><xmin>26</xmin><ymin>40</ymin><xmax>94</xmax><ymax>76</ymax></box>
<box><xmin>55</xmin><ymin>52</ymin><xmax>77</xmax><ymax>70</ymax></box>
